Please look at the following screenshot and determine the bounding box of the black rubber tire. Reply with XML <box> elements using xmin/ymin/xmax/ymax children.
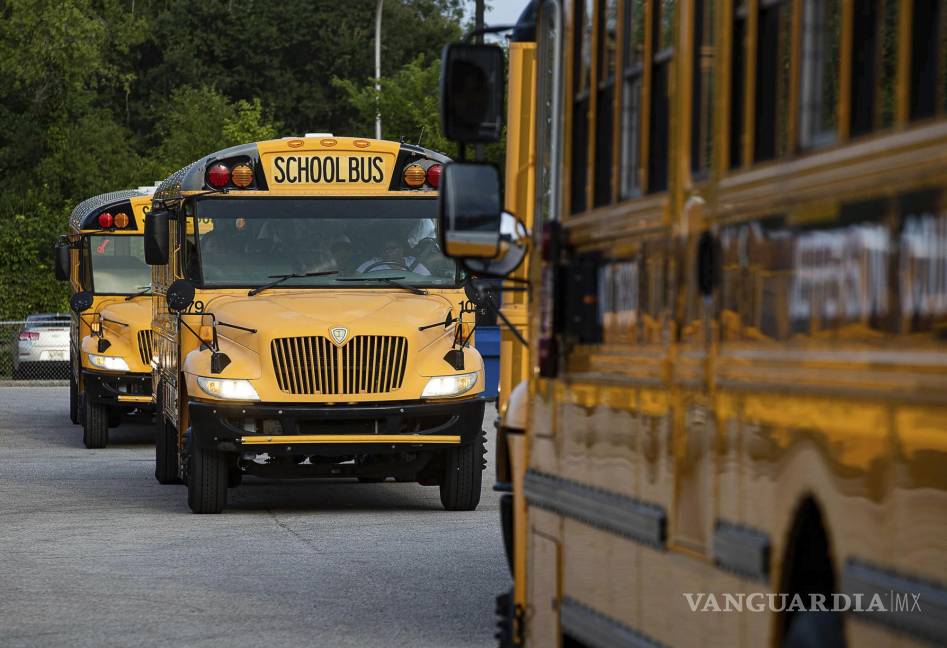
<box><xmin>439</xmin><ymin>431</ymin><xmax>485</xmax><ymax>511</ymax></box>
<box><xmin>69</xmin><ymin>374</ymin><xmax>79</xmax><ymax>424</ymax></box>
<box><xmin>783</xmin><ymin>612</ymin><xmax>845</xmax><ymax>648</ymax></box>
<box><xmin>82</xmin><ymin>394</ymin><xmax>109</xmax><ymax>449</ymax></box>
<box><xmin>155</xmin><ymin>417</ymin><xmax>181</xmax><ymax>484</ymax></box>
<box><xmin>187</xmin><ymin>446</ymin><xmax>228</xmax><ymax>514</ymax></box>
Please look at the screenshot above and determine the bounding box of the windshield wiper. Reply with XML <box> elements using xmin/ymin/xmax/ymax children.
<box><xmin>125</xmin><ymin>286</ymin><xmax>152</xmax><ymax>301</ymax></box>
<box><xmin>335</xmin><ymin>276</ymin><xmax>428</xmax><ymax>295</ymax></box>
<box><xmin>248</xmin><ymin>271</ymin><xmax>338</xmax><ymax>297</ymax></box>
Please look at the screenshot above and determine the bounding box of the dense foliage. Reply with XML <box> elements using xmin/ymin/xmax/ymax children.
<box><xmin>0</xmin><ymin>0</ymin><xmax>472</xmax><ymax>319</ymax></box>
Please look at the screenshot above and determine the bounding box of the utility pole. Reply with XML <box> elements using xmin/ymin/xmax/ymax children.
<box><xmin>474</xmin><ymin>0</ymin><xmax>485</xmax><ymax>160</ymax></box>
<box><xmin>375</xmin><ymin>0</ymin><xmax>384</xmax><ymax>140</ymax></box>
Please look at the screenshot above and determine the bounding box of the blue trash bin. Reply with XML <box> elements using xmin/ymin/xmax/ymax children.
<box><xmin>476</xmin><ymin>326</ymin><xmax>501</xmax><ymax>401</ymax></box>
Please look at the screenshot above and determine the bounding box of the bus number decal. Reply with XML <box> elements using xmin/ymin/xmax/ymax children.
<box><xmin>272</xmin><ymin>155</ymin><xmax>385</xmax><ymax>184</ymax></box>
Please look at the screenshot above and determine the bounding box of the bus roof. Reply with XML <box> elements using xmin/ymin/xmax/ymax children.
<box><xmin>153</xmin><ymin>136</ymin><xmax>450</xmax><ymax>204</ymax></box>
<box><xmin>69</xmin><ymin>185</ymin><xmax>158</xmax><ymax>233</ymax></box>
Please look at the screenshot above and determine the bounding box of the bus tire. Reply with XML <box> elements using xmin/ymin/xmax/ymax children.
<box><xmin>187</xmin><ymin>446</ymin><xmax>228</xmax><ymax>514</ymax></box>
<box><xmin>82</xmin><ymin>395</ymin><xmax>108</xmax><ymax>449</ymax></box>
<box><xmin>155</xmin><ymin>417</ymin><xmax>181</xmax><ymax>484</ymax></box>
<box><xmin>439</xmin><ymin>431</ymin><xmax>485</xmax><ymax>511</ymax></box>
<box><xmin>69</xmin><ymin>374</ymin><xmax>79</xmax><ymax>424</ymax></box>
<box><xmin>783</xmin><ymin>612</ymin><xmax>844</xmax><ymax>648</ymax></box>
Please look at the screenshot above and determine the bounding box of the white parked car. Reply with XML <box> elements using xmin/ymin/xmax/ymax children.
<box><xmin>13</xmin><ymin>313</ymin><xmax>71</xmax><ymax>379</ymax></box>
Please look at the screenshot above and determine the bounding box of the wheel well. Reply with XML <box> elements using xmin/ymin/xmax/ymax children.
<box><xmin>779</xmin><ymin>496</ymin><xmax>837</xmax><ymax>639</ymax></box>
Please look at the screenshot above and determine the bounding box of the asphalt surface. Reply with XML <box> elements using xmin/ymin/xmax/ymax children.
<box><xmin>0</xmin><ymin>387</ymin><xmax>508</xmax><ymax>648</ymax></box>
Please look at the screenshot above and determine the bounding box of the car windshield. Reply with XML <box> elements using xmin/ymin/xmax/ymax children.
<box><xmin>87</xmin><ymin>235</ymin><xmax>150</xmax><ymax>294</ymax></box>
<box><xmin>186</xmin><ymin>198</ymin><xmax>461</xmax><ymax>288</ymax></box>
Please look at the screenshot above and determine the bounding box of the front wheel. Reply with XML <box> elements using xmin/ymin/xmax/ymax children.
<box><xmin>187</xmin><ymin>445</ymin><xmax>228</xmax><ymax>514</ymax></box>
<box><xmin>155</xmin><ymin>417</ymin><xmax>181</xmax><ymax>484</ymax></box>
<box><xmin>82</xmin><ymin>395</ymin><xmax>108</xmax><ymax>449</ymax></box>
<box><xmin>439</xmin><ymin>431</ymin><xmax>485</xmax><ymax>511</ymax></box>
<box><xmin>69</xmin><ymin>373</ymin><xmax>79</xmax><ymax>424</ymax></box>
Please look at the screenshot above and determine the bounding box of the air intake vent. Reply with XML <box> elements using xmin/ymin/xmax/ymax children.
<box><xmin>137</xmin><ymin>330</ymin><xmax>155</xmax><ymax>367</ymax></box>
<box><xmin>271</xmin><ymin>335</ymin><xmax>408</xmax><ymax>395</ymax></box>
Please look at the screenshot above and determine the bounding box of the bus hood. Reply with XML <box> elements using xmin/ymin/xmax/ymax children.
<box><xmin>86</xmin><ymin>297</ymin><xmax>153</xmax><ymax>372</ymax></box>
<box><xmin>205</xmin><ymin>290</ymin><xmax>459</xmax><ymax>350</ymax></box>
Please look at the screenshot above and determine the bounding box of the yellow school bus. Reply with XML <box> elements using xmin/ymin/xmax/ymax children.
<box><xmin>440</xmin><ymin>1</ymin><xmax>947</xmax><ymax>646</ymax></box>
<box><xmin>143</xmin><ymin>135</ymin><xmax>486</xmax><ymax>514</ymax></box>
<box><xmin>55</xmin><ymin>186</ymin><xmax>158</xmax><ymax>448</ymax></box>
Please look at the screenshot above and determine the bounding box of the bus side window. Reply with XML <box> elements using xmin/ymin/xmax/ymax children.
<box><xmin>593</xmin><ymin>0</ymin><xmax>618</xmax><ymax>207</ymax></box>
<box><xmin>798</xmin><ymin>0</ymin><xmax>841</xmax><ymax>150</ymax></box>
<box><xmin>908</xmin><ymin>0</ymin><xmax>945</xmax><ymax>121</ymax></box>
<box><xmin>80</xmin><ymin>240</ymin><xmax>94</xmax><ymax>291</ymax></box>
<box><xmin>647</xmin><ymin>0</ymin><xmax>675</xmax><ymax>193</ymax></box>
<box><xmin>571</xmin><ymin>0</ymin><xmax>593</xmax><ymax>214</ymax></box>
<box><xmin>690</xmin><ymin>0</ymin><xmax>715</xmax><ymax>178</ymax></box>
<box><xmin>849</xmin><ymin>0</ymin><xmax>899</xmax><ymax>135</ymax></box>
<box><xmin>619</xmin><ymin>0</ymin><xmax>645</xmax><ymax>198</ymax></box>
<box><xmin>183</xmin><ymin>216</ymin><xmax>200</xmax><ymax>282</ymax></box>
<box><xmin>729</xmin><ymin>2</ymin><xmax>747</xmax><ymax>169</ymax></box>
<box><xmin>754</xmin><ymin>0</ymin><xmax>792</xmax><ymax>162</ymax></box>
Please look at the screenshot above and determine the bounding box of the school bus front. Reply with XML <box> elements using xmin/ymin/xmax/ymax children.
<box><xmin>147</xmin><ymin>136</ymin><xmax>486</xmax><ymax>513</ymax></box>
<box><xmin>56</xmin><ymin>188</ymin><xmax>157</xmax><ymax>448</ymax></box>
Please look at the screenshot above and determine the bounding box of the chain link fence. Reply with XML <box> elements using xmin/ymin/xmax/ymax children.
<box><xmin>1</xmin><ymin>317</ymin><xmax>71</xmax><ymax>384</ymax></box>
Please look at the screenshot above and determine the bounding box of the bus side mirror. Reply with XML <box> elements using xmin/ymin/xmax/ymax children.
<box><xmin>166</xmin><ymin>279</ymin><xmax>195</xmax><ymax>313</ymax></box>
<box><xmin>144</xmin><ymin>209</ymin><xmax>170</xmax><ymax>265</ymax></box>
<box><xmin>70</xmin><ymin>290</ymin><xmax>94</xmax><ymax>314</ymax></box>
<box><xmin>438</xmin><ymin>162</ymin><xmax>502</xmax><ymax>260</ymax></box>
<box><xmin>440</xmin><ymin>43</ymin><xmax>504</xmax><ymax>143</ymax></box>
<box><xmin>54</xmin><ymin>243</ymin><xmax>70</xmax><ymax>281</ymax></box>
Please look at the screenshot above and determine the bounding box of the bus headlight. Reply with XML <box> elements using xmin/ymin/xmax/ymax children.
<box><xmin>421</xmin><ymin>372</ymin><xmax>478</xmax><ymax>399</ymax></box>
<box><xmin>197</xmin><ymin>377</ymin><xmax>260</xmax><ymax>401</ymax></box>
<box><xmin>88</xmin><ymin>354</ymin><xmax>130</xmax><ymax>372</ymax></box>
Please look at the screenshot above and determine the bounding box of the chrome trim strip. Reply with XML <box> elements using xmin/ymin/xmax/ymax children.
<box><xmin>842</xmin><ymin>559</ymin><xmax>947</xmax><ymax>646</ymax></box>
<box><xmin>560</xmin><ymin>597</ymin><xmax>666</xmax><ymax>648</ymax></box>
<box><xmin>524</xmin><ymin>470</ymin><xmax>666</xmax><ymax>548</ymax></box>
<box><xmin>712</xmin><ymin>521</ymin><xmax>770</xmax><ymax>583</ymax></box>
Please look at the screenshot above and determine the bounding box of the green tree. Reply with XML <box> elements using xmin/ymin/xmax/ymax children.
<box><xmin>334</xmin><ymin>54</ymin><xmax>505</xmax><ymax>164</ymax></box>
<box><xmin>151</xmin><ymin>85</ymin><xmax>280</xmax><ymax>176</ymax></box>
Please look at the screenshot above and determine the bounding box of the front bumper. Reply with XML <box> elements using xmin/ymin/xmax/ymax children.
<box><xmin>188</xmin><ymin>397</ymin><xmax>486</xmax><ymax>454</ymax></box>
<box><xmin>81</xmin><ymin>370</ymin><xmax>154</xmax><ymax>410</ymax></box>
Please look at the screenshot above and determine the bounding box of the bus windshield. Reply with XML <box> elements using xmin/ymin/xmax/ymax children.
<box><xmin>87</xmin><ymin>235</ymin><xmax>150</xmax><ymax>294</ymax></box>
<box><xmin>187</xmin><ymin>198</ymin><xmax>462</xmax><ymax>288</ymax></box>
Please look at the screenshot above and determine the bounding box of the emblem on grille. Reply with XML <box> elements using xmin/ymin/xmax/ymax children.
<box><xmin>329</xmin><ymin>327</ymin><xmax>348</xmax><ymax>346</ymax></box>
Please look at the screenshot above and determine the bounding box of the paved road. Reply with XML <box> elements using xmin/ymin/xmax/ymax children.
<box><xmin>0</xmin><ymin>388</ymin><xmax>508</xmax><ymax>648</ymax></box>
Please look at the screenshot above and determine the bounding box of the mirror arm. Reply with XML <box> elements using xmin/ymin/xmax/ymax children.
<box><xmin>177</xmin><ymin>313</ymin><xmax>218</xmax><ymax>353</ymax></box>
<box><xmin>463</xmin><ymin>24</ymin><xmax>517</xmax><ymax>42</ymax></box>
<box><xmin>482</xmin><ymin>291</ymin><xmax>527</xmax><ymax>348</ymax></box>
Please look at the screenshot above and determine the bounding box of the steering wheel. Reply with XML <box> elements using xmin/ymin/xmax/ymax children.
<box><xmin>362</xmin><ymin>260</ymin><xmax>411</xmax><ymax>273</ymax></box>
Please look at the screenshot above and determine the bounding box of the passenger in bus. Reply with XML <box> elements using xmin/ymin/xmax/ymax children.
<box><xmin>356</xmin><ymin>238</ymin><xmax>431</xmax><ymax>275</ymax></box>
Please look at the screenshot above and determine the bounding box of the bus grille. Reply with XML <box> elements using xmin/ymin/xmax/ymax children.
<box><xmin>271</xmin><ymin>335</ymin><xmax>408</xmax><ymax>395</ymax></box>
<box><xmin>137</xmin><ymin>330</ymin><xmax>154</xmax><ymax>367</ymax></box>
